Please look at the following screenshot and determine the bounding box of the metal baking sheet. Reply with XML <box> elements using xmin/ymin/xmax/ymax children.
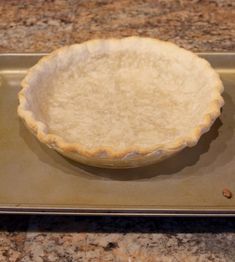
<box><xmin>0</xmin><ymin>53</ymin><xmax>235</xmax><ymax>216</ymax></box>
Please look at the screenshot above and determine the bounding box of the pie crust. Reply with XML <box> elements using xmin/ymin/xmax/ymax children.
<box><xmin>18</xmin><ymin>37</ymin><xmax>224</xmax><ymax>168</ymax></box>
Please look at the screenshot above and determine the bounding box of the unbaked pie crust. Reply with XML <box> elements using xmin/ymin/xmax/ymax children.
<box><xmin>18</xmin><ymin>37</ymin><xmax>224</xmax><ymax>168</ymax></box>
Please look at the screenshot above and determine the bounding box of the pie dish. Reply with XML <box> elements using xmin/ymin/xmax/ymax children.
<box><xmin>18</xmin><ymin>37</ymin><xmax>224</xmax><ymax>168</ymax></box>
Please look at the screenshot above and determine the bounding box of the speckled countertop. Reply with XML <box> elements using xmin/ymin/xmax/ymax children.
<box><xmin>0</xmin><ymin>0</ymin><xmax>234</xmax><ymax>52</ymax></box>
<box><xmin>0</xmin><ymin>0</ymin><xmax>235</xmax><ymax>261</ymax></box>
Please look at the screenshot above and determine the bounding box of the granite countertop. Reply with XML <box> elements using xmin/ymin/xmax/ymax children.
<box><xmin>0</xmin><ymin>0</ymin><xmax>235</xmax><ymax>261</ymax></box>
<box><xmin>0</xmin><ymin>0</ymin><xmax>234</xmax><ymax>52</ymax></box>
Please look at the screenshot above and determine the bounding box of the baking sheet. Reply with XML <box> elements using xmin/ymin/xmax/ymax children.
<box><xmin>0</xmin><ymin>53</ymin><xmax>235</xmax><ymax>216</ymax></box>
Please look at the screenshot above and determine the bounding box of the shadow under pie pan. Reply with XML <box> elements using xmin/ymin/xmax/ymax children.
<box><xmin>0</xmin><ymin>50</ymin><xmax>235</xmax><ymax>216</ymax></box>
<box><xmin>17</xmin><ymin>37</ymin><xmax>223</xmax><ymax>168</ymax></box>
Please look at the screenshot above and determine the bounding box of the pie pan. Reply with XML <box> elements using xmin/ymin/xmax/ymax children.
<box><xmin>17</xmin><ymin>37</ymin><xmax>224</xmax><ymax>168</ymax></box>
